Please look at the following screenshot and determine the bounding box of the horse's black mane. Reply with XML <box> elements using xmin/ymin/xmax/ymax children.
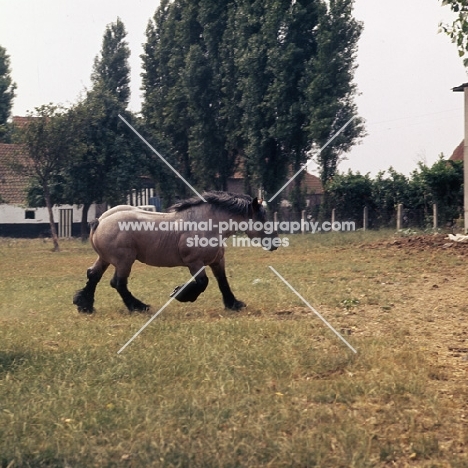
<box><xmin>168</xmin><ymin>191</ymin><xmax>253</xmax><ymax>216</ymax></box>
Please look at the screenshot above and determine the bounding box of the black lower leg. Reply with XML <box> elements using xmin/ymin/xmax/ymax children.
<box><xmin>73</xmin><ymin>268</ymin><xmax>103</xmax><ymax>313</ymax></box>
<box><xmin>110</xmin><ymin>274</ymin><xmax>149</xmax><ymax>312</ymax></box>
<box><xmin>170</xmin><ymin>275</ymin><xmax>208</xmax><ymax>303</ymax></box>
<box><xmin>211</xmin><ymin>266</ymin><xmax>245</xmax><ymax>311</ymax></box>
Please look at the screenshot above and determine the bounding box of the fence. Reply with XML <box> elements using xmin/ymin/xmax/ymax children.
<box><xmin>272</xmin><ymin>203</ymin><xmax>454</xmax><ymax>233</ymax></box>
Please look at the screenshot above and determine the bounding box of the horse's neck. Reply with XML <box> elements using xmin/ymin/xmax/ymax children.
<box><xmin>213</xmin><ymin>209</ymin><xmax>248</xmax><ymax>237</ymax></box>
<box><xmin>177</xmin><ymin>206</ymin><xmax>247</xmax><ymax>236</ymax></box>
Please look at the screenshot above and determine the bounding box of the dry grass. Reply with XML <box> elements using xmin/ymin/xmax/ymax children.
<box><xmin>1</xmin><ymin>231</ymin><xmax>468</xmax><ymax>467</ymax></box>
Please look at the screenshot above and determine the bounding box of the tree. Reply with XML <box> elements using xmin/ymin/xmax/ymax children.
<box><xmin>231</xmin><ymin>0</ymin><xmax>364</xmax><ymax>211</ymax></box>
<box><xmin>142</xmin><ymin>0</ymin><xmax>236</xmax><ymax>195</ymax></box>
<box><xmin>306</xmin><ymin>0</ymin><xmax>364</xmax><ymax>184</ymax></box>
<box><xmin>323</xmin><ymin>157</ymin><xmax>463</xmax><ymax>229</ymax></box>
<box><xmin>65</xmin><ymin>18</ymin><xmax>145</xmax><ymax>240</ymax></box>
<box><xmin>91</xmin><ymin>17</ymin><xmax>131</xmax><ymax>106</ymax></box>
<box><xmin>326</xmin><ymin>170</ymin><xmax>374</xmax><ymax>226</ymax></box>
<box><xmin>21</xmin><ymin>105</ymin><xmax>76</xmax><ymax>251</ymax></box>
<box><xmin>413</xmin><ymin>157</ymin><xmax>463</xmax><ymax>225</ymax></box>
<box><xmin>440</xmin><ymin>0</ymin><xmax>468</xmax><ymax>65</ymax></box>
<box><xmin>372</xmin><ymin>168</ymin><xmax>411</xmax><ymax>228</ymax></box>
<box><xmin>16</xmin><ymin>19</ymin><xmax>145</xmax><ymax>241</ymax></box>
<box><xmin>141</xmin><ymin>0</ymin><xmax>364</xmax><ymax>212</ymax></box>
<box><xmin>0</xmin><ymin>45</ymin><xmax>16</xmax><ymax>142</ymax></box>
<box><xmin>65</xmin><ymin>90</ymin><xmax>147</xmax><ymax>240</ymax></box>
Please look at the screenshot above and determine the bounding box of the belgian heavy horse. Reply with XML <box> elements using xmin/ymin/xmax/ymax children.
<box><xmin>73</xmin><ymin>191</ymin><xmax>279</xmax><ymax>313</ymax></box>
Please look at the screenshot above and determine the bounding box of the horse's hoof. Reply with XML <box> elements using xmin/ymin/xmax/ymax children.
<box><xmin>73</xmin><ymin>291</ymin><xmax>95</xmax><ymax>313</ymax></box>
<box><xmin>226</xmin><ymin>300</ymin><xmax>246</xmax><ymax>311</ymax></box>
<box><xmin>128</xmin><ymin>302</ymin><xmax>150</xmax><ymax>312</ymax></box>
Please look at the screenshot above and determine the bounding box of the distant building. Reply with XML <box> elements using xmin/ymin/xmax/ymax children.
<box><xmin>449</xmin><ymin>140</ymin><xmax>464</xmax><ymax>161</ymax></box>
<box><xmin>0</xmin><ymin>140</ymin><xmax>99</xmax><ymax>238</ymax></box>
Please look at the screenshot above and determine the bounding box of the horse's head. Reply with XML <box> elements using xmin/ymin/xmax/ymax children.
<box><xmin>246</xmin><ymin>197</ymin><xmax>280</xmax><ymax>251</ymax></box>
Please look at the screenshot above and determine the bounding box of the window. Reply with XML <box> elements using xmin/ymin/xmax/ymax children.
<box><xmin>25</xmin><ymin>210</ymin><xmax>35</xmax><ymax>219</ymax></box>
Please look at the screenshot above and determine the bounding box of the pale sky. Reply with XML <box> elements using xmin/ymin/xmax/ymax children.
<box><xmin>0</xmin><ymin>0</ymin><xmax>466</xmax><ymax>177</ymax></box>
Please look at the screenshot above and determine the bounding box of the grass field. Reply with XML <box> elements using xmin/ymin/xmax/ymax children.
<box><xmin>1</xmin><ymin>231</ymin><xmax>468</xmax><ymax>467</ymax></box>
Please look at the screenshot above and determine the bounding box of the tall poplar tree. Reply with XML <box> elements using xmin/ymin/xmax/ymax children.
<box><xmin>306</xmin><ymin>0</ymin><xmax>364</xmax><ymax>184</ymax></box>
<box><xmin>142</xmin><ymin>0</ymin><xmax>194</xmax><ymax>197</ymax></box>
<box><xmin>142</xmin><ymin>0</ymin><xmax>236</xmax><ymax>195</ymax></box>
<box><xmin>66</xmin><ymin>18</ymin><xmax>144</xmax><ymax>239</ymax></box>
<box><xmin>91</xmin><ymin>17</ymin><xmax>131</xmax><ymax>106</ymax></box>
<box><xmin>0</xmin><ymin>45</ymin><xmax>16</xmax><ymax>142</ymax></box>
<box><xmin>232</xmin><ymin>0</ymin><xmax>328</xmax><ymax>203</ymax></box>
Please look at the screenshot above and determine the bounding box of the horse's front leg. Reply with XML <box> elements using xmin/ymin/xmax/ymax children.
<box><xmin>170</xmin><ymin>264</ymin><xmax>209</xmax><ymax>303</ymax></box>
<box><xmin>209</xmin><ymin>258</ymin><xmax>245</xmax><ymax>311</ymax></box>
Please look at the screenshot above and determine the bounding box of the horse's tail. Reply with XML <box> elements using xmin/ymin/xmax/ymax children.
<box><xmin>89</xmin><ymin>219</ymin><xmax>99</xmax><ymax>249</ymax></box>
<box><xmin>89</xmin><ymin>218</ymin><xmax>99</xmax><ymax>233</ymax></box>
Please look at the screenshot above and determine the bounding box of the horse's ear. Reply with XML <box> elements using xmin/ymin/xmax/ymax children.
<box><xmin>252</xmin><ymin>197</ymin><xmax>263</xmax><ymax>210</ymax></box>
<box><xmin>252</xmin><ymin>197</ymin><xmax>264</xmax><ymax>213</ymax></box>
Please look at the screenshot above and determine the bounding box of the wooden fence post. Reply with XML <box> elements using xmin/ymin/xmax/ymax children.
<box><xmin>363</xmin><ymin>206</ymin><xmax>368</xmax><ymax>231</ymax></box>
<box><xmin>433</xmin><ymin>204</ymin><xmax>438</xmax><ymax>230</ymax></box>
<box><xmin>397</xmin><ymin>204</ymin><xmax>403</xmax><ymax>230</ymax></box>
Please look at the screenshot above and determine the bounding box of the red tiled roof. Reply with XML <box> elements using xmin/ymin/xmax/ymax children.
<box><xmin>11</xmin><ymin>116</ymin><xmax>32</xmax><ymax>129</ymax></box>
<box><xmin>0</xmin><ymin>143</ymin><xmax>31</xmax><ymax>205</ymax></box>
<box><xmin>283</xmin><ymin>171</ymin><xmax>324</xmax><ymax>195</ymax></box>
<box><xmin>450</xmin><ymin>140</ymin><xmax>464</xmax><ymax>161</ymax></box>
<box><xmin>303</xmin><ymin>172</ymin><xmax>323</xmax><ymax>194</ymax></box>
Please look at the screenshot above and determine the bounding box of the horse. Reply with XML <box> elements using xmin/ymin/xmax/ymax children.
<box><xmin>73</xmin><ymin>191</ymin><xmax>279</xmax><ymax>313</ymax></box>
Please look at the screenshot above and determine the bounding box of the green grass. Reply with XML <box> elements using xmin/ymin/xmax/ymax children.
<box><xmin>1</xmin><ymin>232</ymin><xmax>467</xmax><ymax>467</ymax></box>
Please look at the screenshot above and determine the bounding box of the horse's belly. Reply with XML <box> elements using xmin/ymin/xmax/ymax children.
<box><xmin>136</xmin><ymin>244</ymin><xmax>184</xmax><ymax>267</ymax></box>
<box><xmin>138</xmin><ymin>237</ymin><xmax>222</xmax><ymax>268</ymax></box>
<box><xmin>141</xmin><ymin>255</ymin><xmax>186</xmax><ymax>268</ymax></box>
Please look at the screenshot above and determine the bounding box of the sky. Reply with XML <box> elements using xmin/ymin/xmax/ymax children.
<box><xmin>0</xmin><ymin>0</ymin><xmax>466</xmax><ymax>178</ymax></box>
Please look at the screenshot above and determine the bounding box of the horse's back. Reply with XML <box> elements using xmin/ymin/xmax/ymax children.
<box><xmin>98</xmin><ymin>205</ymin><xmax>140</xmax><ymax>220</ymax></box>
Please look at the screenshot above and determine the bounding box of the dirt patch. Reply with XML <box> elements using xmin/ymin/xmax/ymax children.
<box><xmin>367</xmin><ymin>233</ymin><xmax>468</xmax><ymax>255</ymax></box>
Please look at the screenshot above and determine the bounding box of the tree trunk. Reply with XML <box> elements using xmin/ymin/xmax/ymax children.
<box><xmin>43</xmin><ymin>184</ymin><xmax>60</xmax><ymax>252</ymax></box>
<box><xmin>81</xmin><ymin>202</ymin><xmax>91</xmax><ymax>242</ymax></box>
<box><xmin>292</xmin><ymin>175</ymin><xmax>304</xmax><ymax>217</ymax></box>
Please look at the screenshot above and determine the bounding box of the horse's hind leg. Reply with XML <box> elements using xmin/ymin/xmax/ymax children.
<box><xmin>209</xmin><ymin>259</ymin><xmax>245</xmax><ymax>311</ymax></box>
<box><xmin>73</xmin><ymin>258</ymin><xmax>109</xmax><ymax>313</ymax></box>
<box><xmin>110</xmin><ymin>272</ymin><xmax>149</xmax><ymax>312</ymax></box>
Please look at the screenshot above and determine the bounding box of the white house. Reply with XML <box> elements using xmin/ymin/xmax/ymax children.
<box><xmin>0</xmin><ymin>142</ymin><xmax>100</xmax><ymax>238</ymax></box>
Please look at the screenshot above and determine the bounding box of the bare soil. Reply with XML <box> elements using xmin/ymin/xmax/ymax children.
<box><xmin>356</xmin><ymin>234</ymin><xmax>468</xmax><ymax>461</ymax></box>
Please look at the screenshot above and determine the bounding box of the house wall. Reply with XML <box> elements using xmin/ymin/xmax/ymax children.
<box><xmin>0</xmin><ymin>204</ymin><xmax>98</xmax><ymax>238</ymax></box>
